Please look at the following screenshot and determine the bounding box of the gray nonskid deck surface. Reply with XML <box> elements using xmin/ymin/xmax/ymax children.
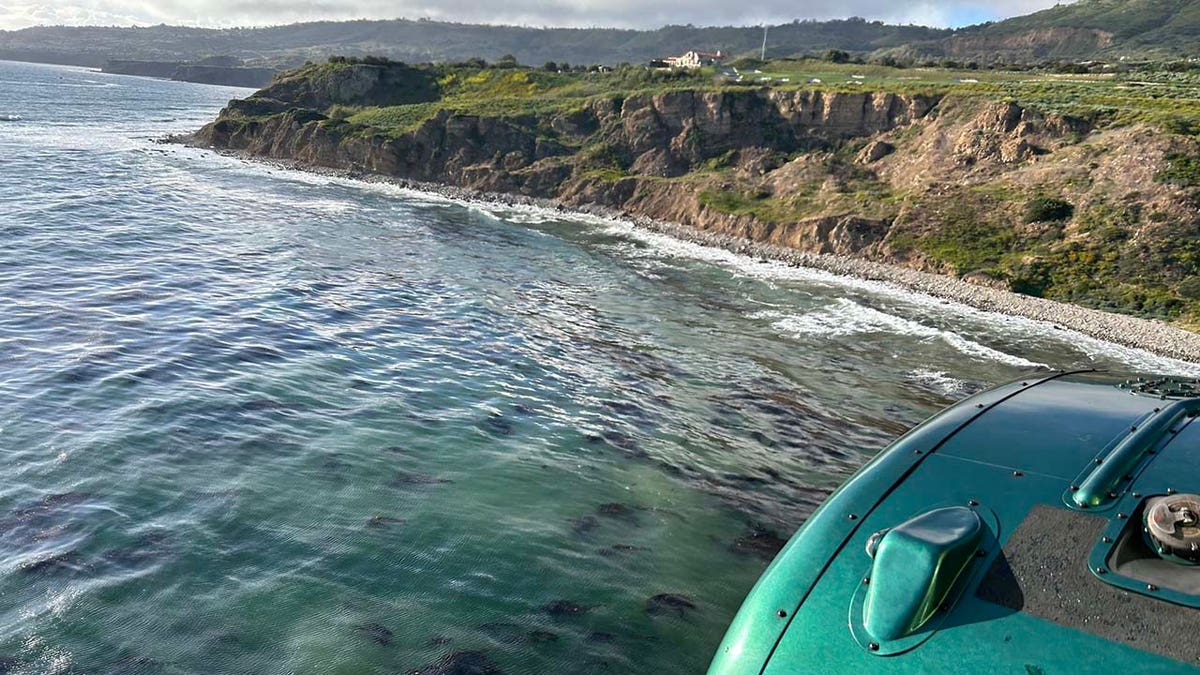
<box><xmin>977</xmin><ymin>504</ymin><xmax>1200</xmax><ymax>664</ymax></box>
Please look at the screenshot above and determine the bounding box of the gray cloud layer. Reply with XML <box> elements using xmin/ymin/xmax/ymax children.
<box><xmin>0</xmin><ymin>0</ymin><xmax>1067</xmax><ymax>32</ymax></box>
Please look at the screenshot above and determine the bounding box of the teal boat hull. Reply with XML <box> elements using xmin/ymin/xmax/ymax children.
<box><xmin>709</xmin><ymin>371</ymin><xmax>1200</xmax><ymax>674</ymax></box>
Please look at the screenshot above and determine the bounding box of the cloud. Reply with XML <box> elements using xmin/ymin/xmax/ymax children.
<box><xmin>0</xmin><ymin>2</ymin><xmax>150</xmax><ymax>28</ymax></box>
<box><xmin>0</xmin><ymin>0</ymin><xmax>1071</xmax><ymax>32</ymax></box>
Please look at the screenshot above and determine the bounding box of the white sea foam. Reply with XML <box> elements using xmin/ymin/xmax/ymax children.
<box><xmin>757</xmin><ymin>300</ymin><xmax>1047</xmax><ymax>368</ymax></box>
<box><xmin>485</xmin><ymin>208</ymin><xmax>559</xmax><ymax>225</ymax></box>
<box><xmin>907</xmin><ymin>369</ymin><xmax>975</xmax><ymax>397</ymax></box>
<box><xmin>188</xmin><ymin>152</ymin><xmax>1200</xmax><ymax>376</ymax></box>
<box><xmin>593</xmin><ymin>220</ymin><xmax>1200</xmax><ymax>376</ymax></box>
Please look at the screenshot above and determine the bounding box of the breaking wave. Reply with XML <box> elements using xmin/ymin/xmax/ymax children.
<box><xmin>753</xmin><ymin>301</ymin><xmax>1048</xmax><ymax>368</ymax></box>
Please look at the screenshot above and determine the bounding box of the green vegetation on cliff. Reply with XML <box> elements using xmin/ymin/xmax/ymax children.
<box><xmin>246</xmin><ymin>57</ymin><xmax>1200</xmax><ymax>142</ymax></box>
<box><xmin>338</xmin><ymin>65</ymin><xmax>708</xmax><ymax>138</ymax></box>
<box><xmin>928</xmin><ymin>0</ymin><xmax>1200</xmax><ymax>61</ymax></box>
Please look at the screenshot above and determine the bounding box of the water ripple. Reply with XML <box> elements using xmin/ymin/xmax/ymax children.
<box><xmin>0</xmin><ymin>59</ymin><xmax>1194</xmax><ymax>675</ymax></box>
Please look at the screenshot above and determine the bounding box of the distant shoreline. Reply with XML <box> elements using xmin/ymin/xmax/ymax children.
<box><xmin>181</xmin><ymin>141</ymin><xmax>1200</xmax><ymax>367</ymax></box>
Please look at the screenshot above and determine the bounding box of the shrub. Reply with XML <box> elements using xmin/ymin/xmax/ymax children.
<box><xmin>1179</xmin><ymin>276</ymin><xmax>1200</xmax><ymax>300</ymax></box>
<box><xmin>823</xmin><ymin>49</ymin><xmax>850</xmax><ymax>64</ymax></box>
<box><xmin>1023</xmin><ymin>197</ymin><xmax>1074</xmax><ymax>223</ymax></box>
<box><xmin>1157</xmin><ymin>152</ymin><xmax>1200</xmax><ymax>187</ymax></box>
<box><xmin>326</xmin><ymin>104</ymin><xmax>359</xmax><ymax>121</ymax></box>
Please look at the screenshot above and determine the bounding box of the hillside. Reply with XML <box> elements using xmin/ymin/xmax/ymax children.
<box><xmin>185</xmin><ymin>59</ymin><xmax>1200</xmax><ymax>335</ymax></box>
<box><xmin>905</xmin><ymin>0</ymin><xmax>1200</xmax><ymax>61</ymax></box>
<box><xmin>0</xmin><ymin>19</ymin><xmax>949</xmax><ymax>70</ymax></box>
<box><xmin>9</xmin><ymin>1</ymin><xmax>1200</xmax><ymax>70</ymax></box>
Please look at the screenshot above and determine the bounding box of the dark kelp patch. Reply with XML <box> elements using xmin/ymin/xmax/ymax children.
<box><xmin>101</xmin><ymin>531</ymin><xmax>173</xmax><ymax>570</ymax></box>
<box><xmin>598</xmin><ymin>543</ymin><xmax>648</xmax><ymax>557</ymax></box>
<box><xmin>366</xmin><ymin>515</ymin><xmax>407</xmax><ymax>529</ymax></box>
<box><xmin>479</xmin><ymin>414</ymin><xmax>513</xmax><ymax>437</ymax></box>
<box><xmin>542</xmin><ymin>599</ymin><xmax>589</xmax><ymax>617</ymax></box>
<box><xmin>356</xmin><ymin>622</ymin><xmax>394</xmax><ymax>646</ymax></box>
<box><xmin>730</xmin><ymin>524</ymin><xmax>788</xmax><ymax>560</ymax></box>
<box><xmin>389</xmin><ymin>471</ymin><xmax>453</xmax><ymax>487</ymax></box>
<box><xmin>9</xmin><ymin>491</ymin><xmax>94</xmax><ymax>523</ymax></box>
<box><xmin>596</xmin><ymin>502</ymin><xmax>640</xmax><ymax>524</ymax></box>
<box><xmin>646</xmin><ymin>593</ymin><xmax>697</xmax><ymax>618</ymax></box>
<box><xmin>407</xmin><ymin>650</ymin><xmax>504</xmax><ymax>675</ymax></box>
<box><xmin>20</xmin><ymin>550</ymin><xmax>90</xmax><ymax>577</ymax></box>
<box><xmin>569</xmin><ymin>515</ymin><xmax>599</xmax><ymax>537</ymax></box>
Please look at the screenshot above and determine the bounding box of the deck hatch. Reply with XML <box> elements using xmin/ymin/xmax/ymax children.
<box><xmin>977</xmin><ymin>505</ymin><xmax>1200</xmax><ymax>664</ymax></box>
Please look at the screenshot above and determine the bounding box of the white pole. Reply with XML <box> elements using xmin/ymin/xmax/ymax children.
<box><xmin>761</xmin><ymin>25</ymin><xmax>768</xmax><ymax>60</ymax></box>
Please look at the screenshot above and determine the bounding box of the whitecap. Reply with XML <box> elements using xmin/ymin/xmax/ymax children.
<box><xmin>192</xmin><ymin>154</ymin><xmax>1200</xmax><ymax>376</ymax></box>
<box><xmin>765</xmin><ymin>299</ymin><xmax>1047</xmax><ymax>368</ymax></box>
<box><xmin>907</xmin><ymin>368</ymin><xmax>976</xmax><ymax>397</ymax></box>
<box><xmin>598</xmin><ymin>221</ymin><xmax>1200</xmax><ymax>376</ymax></box>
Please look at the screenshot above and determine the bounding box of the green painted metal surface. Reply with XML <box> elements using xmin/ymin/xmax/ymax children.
<box><xmin>1070</xmin><ymin>398</ymin><xmax>1200</xmax><ymax>509</ymax></box>
<box><xmin>861</xmin><ymin>506</ymin><xmax>983</xmax><ymax>642</ymax></box>
<box><xmin>708</xmin><ymin>371</ymin><xmax>1200</xmax><ymax>674</ymax></box>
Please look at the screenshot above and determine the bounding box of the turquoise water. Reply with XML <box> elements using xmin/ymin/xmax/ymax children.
<box><xmin>1</xmin><ymin>59</ymin><xmax>1197</xmax><ymax>674</ymax></box>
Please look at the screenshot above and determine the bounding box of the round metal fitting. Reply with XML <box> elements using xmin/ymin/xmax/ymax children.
<box><xmin>1145</xmin><ymin>493</ymin><xmax>1200</xmax><ymax>565</ymax></box>
<box><xmin>864</xmin><ymin>529</ymin><xmax>888</xmax><ymax>558</ymax></box>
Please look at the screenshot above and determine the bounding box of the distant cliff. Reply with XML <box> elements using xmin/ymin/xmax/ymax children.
<box><xmin>104</xmin><ymin>60</ymin><xmax>184</xmax><ymax>79</ymax></box>
<box><xmin>189</xmin><ymin>61</ymin><xmax>1200</xmax><ymax>328</ymax></box>
<box><xmin>103</xmin><ymin>59</ymin><xmax>276</xmax><ymax>88</ymax></box>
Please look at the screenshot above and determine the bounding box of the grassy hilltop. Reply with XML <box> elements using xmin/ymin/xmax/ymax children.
<box><xmin>271</xmin><ymin>56</ymin><xmax>1200</xmax><ymax>137</ymax></box>
<box><xmin>916</xmin><ymin>0</ymin><xmax>1200</xmax><ymax>61</ymax></box>
<box><xmin>0</xmin><ymin>19</ymin><xmax>948</xmax><ymax>70</ymax></box>
<box><xmin>201</xmin><ymin>57</ymin><xmax>1200</xmax><ymax>328</ymax></box>
<box><xmin>8</xmin><ymin>0</ymin><xmax>1200</xmax><ymax>70</ymax></box>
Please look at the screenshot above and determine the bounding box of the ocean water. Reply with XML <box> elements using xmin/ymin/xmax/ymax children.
<box><xmin>0</xmin><ymin>59</ymin><xmax>1197</xmax><ymax>674</ymax></box>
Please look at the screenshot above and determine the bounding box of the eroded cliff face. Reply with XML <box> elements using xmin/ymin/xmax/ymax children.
<box><xmin>195</xmin><ymin>88</ymin><xmax>938</xmax><ymax>255</ymax></box>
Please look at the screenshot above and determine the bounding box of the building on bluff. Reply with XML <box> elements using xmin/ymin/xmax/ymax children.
<box><xmin>654</xmin><ymin>50</ymin><xmax>724</xmax><ymax>69</ymax></box>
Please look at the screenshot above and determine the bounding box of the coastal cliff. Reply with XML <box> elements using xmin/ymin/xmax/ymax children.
<box><xmin>104</xmin><ymin>59</ymin><xmax>276</xmax><ymax>88</ymax></box>
<box><xmin>189</xmin><ymin>60</ymin><xmax>1200</xmax><ymax>331</ymax></box>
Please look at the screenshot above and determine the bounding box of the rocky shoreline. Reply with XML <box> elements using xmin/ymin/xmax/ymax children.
<box><xmin>187</xmin><ymin>142</ymin><xmax>1200</xmax><ymax>366</ymax></box>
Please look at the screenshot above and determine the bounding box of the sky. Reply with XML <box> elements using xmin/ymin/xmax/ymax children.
<box><xmin>0</xmin><ymin>0</ymin><xmax>1072</xmax><ymax>32</ymax></box>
